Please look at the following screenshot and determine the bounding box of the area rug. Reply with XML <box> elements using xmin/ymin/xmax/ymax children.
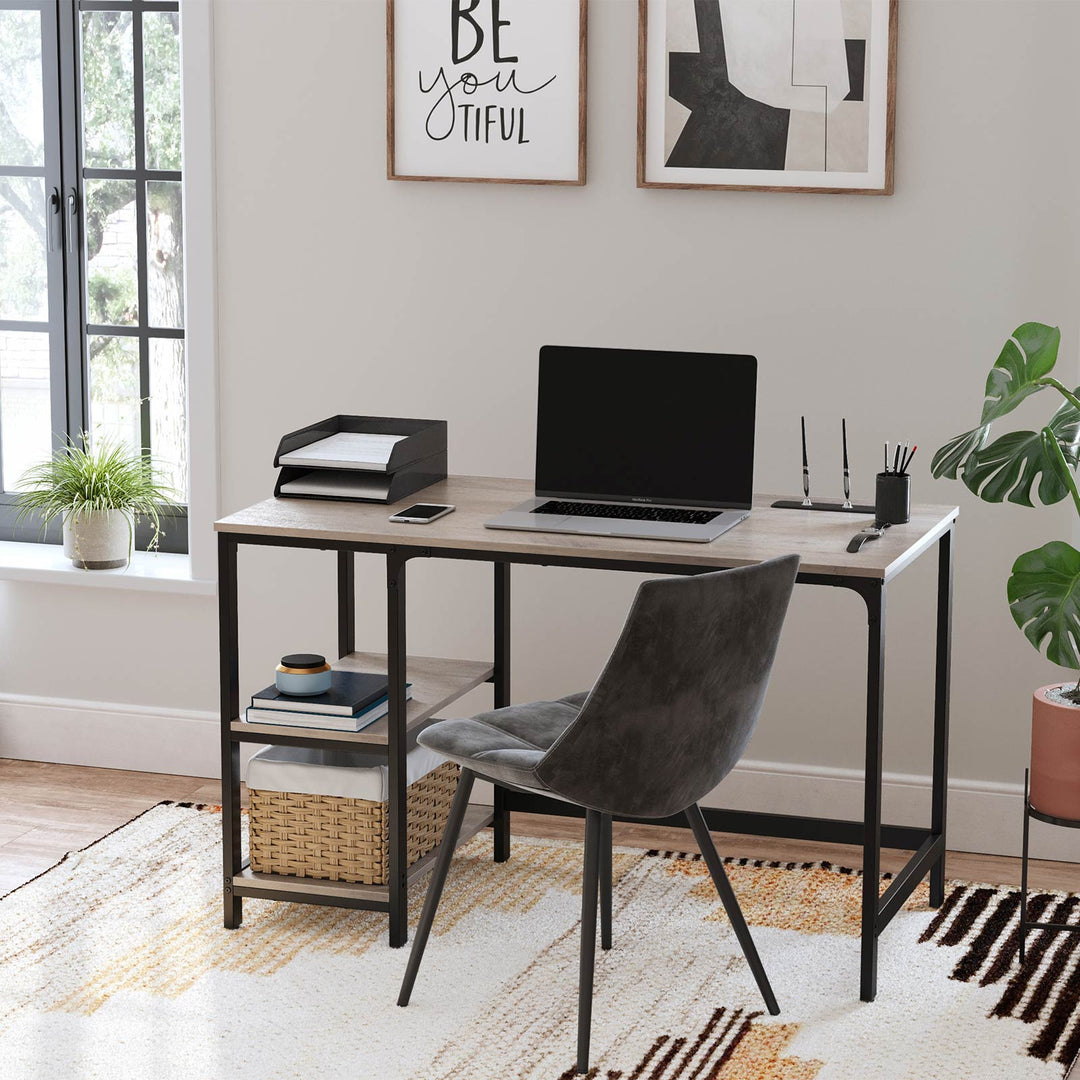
<box><xmin>1</xmin><ymin>803</ymin><xmax>1079</xmax><ymax>1080</ymax></box>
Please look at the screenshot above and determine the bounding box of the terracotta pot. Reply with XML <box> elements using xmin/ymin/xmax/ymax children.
<box><xmin>1030</xmin><ymin>685</ymin><xmax>1080</xmax><ymax>821</ymax></box>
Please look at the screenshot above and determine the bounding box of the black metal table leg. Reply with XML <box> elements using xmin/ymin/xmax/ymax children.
<box><xmin>930</xmin><ymin>528</ymin><xmax>953</xmax><ymax>907</ymax></box>
<box><xmin>1020</xmin><ymin>769</ymin><xmax>1030</xmax><ymax>964</ymax></box>
<box><xmin>493</xmin><ymin>562</ymin><xmax>511</xmax><ymax>863</ymax></box>
<box><xmin>338</xmin><ymin>549</ymin><xmax>355</xmax><ymax>658</ymax></box>
<box><xmin>861</xmin><ymin>580</ymin><xmax>886</xmax><ymax>1002</ymax></box>
<box><xmin>218</xmin><ymin>533</ymin><xmax>243</xmax><ymax>930</ymax></box>
<box><xmin>387</xmin><ymin>549</ymin><xmax>409</xmax><ymax>947</ymax></box>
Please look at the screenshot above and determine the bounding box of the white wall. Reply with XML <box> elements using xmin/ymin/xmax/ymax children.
<box><xmin>4</xmin><ymin>0</ymin><xmax>1080</xmax><ymax>858</ymax></box>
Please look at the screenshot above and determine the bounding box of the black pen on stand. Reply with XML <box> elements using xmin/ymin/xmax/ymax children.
<box><xmin>801</xmin><ymin>416</ymin><xmax>812</xmax><ymax>507</ymax></box>
<box><xmin>893</xmin><ymin>443</ymin><xmax>902</xmax><ymax>475</ymax></box>
<box><xmin>842</xmin><ymin>418</ymin><xmax>852</xmax><ymax>509</ymax></box>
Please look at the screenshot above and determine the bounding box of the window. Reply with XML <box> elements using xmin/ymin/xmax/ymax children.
<box><xmin>0</xmin><ymin>0</ymin><xmax>187</xmax><ymax>552</ymax></box>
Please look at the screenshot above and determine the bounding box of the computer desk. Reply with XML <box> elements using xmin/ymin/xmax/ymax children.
<box><xmin>215</xmin><ymin>475</ymin><xmax>958</xmax><ymax>1003</ymax></box>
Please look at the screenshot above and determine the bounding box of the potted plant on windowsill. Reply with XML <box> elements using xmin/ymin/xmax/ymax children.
<box><xmin>933</xmin><ymin>321</ymin><xmax>1080</xmax><ymax>821</ymax></box>
<box><xmin>15</xmin><ymin>437</ymin><xmax>180</xmax><ymax>570</ymax></box>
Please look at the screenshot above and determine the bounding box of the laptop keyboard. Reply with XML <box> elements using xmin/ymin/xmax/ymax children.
<box><xmin>533</xmin><ymin>500</ymin><xmax>721</xmax><ymax>525</ymax></box>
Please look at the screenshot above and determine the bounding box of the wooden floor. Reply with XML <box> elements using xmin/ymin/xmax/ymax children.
<box><xmin>3</xmin><ymin>757</ymin><xmax>1080</xmax><ymax>896</ymax></box>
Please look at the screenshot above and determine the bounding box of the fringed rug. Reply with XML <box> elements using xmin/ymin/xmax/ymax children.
<box><xmin>1</xmin><ymin>802</ymin><xmax>1078</xmax><ymax>1080</ymax></box>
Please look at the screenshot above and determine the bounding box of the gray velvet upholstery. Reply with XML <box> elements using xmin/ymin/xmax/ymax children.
<box><xmin>418</xmin><ymin>555</ymin><xmax>799</xmax><ymax>820</ymax></box>
<box><xmin>418</xmin><ymin>692</ymin><xmax>587</xmax><ymax>791</ymax></box>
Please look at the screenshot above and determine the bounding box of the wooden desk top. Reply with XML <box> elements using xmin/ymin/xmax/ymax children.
<box><xmin>216</xmin><ymin>476</ymin><xmax>958</xmax><ymax>582</ymax></box>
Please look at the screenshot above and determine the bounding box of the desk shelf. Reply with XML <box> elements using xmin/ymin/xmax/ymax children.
<box><xmin>233</xmin><ymin>805</ymin><xmax>494</xmax><ymax>908</ymax></box>
<box><xmin>232</xmin><ymin>652</ymin><xmax>494</xmax><ymax>749</ymax></box>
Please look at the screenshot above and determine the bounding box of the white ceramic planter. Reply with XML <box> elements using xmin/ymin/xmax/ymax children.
<box><xmin>62</xmin><ymin>509</ymin><xmax>133</xmax><ymax>569</ymax></box>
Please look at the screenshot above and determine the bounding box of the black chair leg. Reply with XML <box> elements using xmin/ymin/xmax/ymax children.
<box><xmin>397</xmin><ymin>769</ymin><xmax>476</xmax><ymax>1007</ymax></box>
<box><xmin>600</xmin><ymin>813</ymin><xmax>613</xmax><ymax>950</ymax></box>
<box><xmin>685</xmin><ymin>803</ymin><xmax>780</xmax><ymax>1016</ymax></box>
<box><xmin>577</xmin><ymin>808</ymin><xmax>603</xmax><ymax>1073</ymax></box>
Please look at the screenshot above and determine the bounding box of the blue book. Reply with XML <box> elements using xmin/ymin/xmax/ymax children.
<box><xmin>251</xmin><ymin>670</ymin><xmax>390</xmax><ymax>716</ymax></box>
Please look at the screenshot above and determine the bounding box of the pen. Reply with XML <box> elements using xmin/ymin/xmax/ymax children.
<box><xmin>802</xmin><ymin>416</ymin><xmax>811</xmax><ymax>506</ymax></box>
<box><xmin>893</xmin><ymin>443</ymin><xmax>901</xmax><ymax>474</ymax></box>
<box><xmin>885</xmin><ymin>442</ymin><xmax>889</xmax><ymax>474</ymax></box>
<box><xmin>901</xmin><ymin>445</ymin><xmax>917</xmax><ymax>474</ymax></box>
<box><xmin>842</xmin><ymin>418</ymin><xmax>852</xmax><ymax>509</ymax></box>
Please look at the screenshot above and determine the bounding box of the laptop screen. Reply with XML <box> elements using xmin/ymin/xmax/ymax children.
<box><xmin>535</xmin><ymin>346</ymin><xmax>757</xmax><ymax>509</ymax></box>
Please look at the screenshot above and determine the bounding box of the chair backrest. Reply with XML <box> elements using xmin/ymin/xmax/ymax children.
<box><xmin>536</xmin><ymin>555</ymin><xmax>800</xmax><ymax>820</ymax></box>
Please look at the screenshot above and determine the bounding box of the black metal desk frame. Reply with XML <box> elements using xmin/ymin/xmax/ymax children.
<box><xmin>219</xmin><ymin>523</ymin><xmax>954</xmax><ymax>1003</ymax></box>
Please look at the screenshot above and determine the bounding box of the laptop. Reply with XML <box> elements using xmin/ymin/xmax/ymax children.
<box><xmin>485</xmin><ymin>346</ymin><xmax>757</xmax><ymax>543</ymax></box>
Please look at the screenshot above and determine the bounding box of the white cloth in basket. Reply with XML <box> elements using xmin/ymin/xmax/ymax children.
<box><xmin>245</xmin><ymin>743</ymin><xmax>447</xmax><ymax>803</ymax></box>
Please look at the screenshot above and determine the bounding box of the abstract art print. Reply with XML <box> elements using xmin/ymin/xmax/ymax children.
<box><xmin>638</xmin><ymin>0</ymin><xmax>896</xmax><ymax>193</ymax></box>
<box><xmin>388</xmin><ymin>0</ymin><xmax>587</xmax><ymax>185</ymax></box>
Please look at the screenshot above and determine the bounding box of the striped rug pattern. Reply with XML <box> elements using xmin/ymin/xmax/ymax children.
<box><xmin>919</xmin><ymin>881</ymin><xmax>1080</xmax><ymax>1070</ymax></box>
<box><xmin>0</xmin><ymin>802</ymin><xmax>1077</xmax><ymax>1079</ymax></box>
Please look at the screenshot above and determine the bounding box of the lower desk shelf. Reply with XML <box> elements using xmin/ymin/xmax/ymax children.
<box><xmin>231</xmin><ymin>651</ymin><xmax>494</xmax><ymax>749</ymax></box>
<box><xmin>232</xmin><ymin>805</ymin><xmax>494</xmax><ymax>909</ymax></box>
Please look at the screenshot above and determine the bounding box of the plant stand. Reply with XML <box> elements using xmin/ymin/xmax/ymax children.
<box><xmin>1019</xmin><ymin>768</ymin><xmax>1080</xmax><ymax>963</ymax></box>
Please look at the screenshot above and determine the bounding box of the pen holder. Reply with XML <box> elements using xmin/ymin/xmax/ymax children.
<box><xmin>875</xmin><ymin>472</ymin><xmax>910</xmax><ymax>526</ymax></box>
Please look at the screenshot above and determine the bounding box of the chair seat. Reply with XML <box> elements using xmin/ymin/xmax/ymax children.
<box><xmin>417</xmin><ymin>691</ymin><xmax>588</xmax><ymax>792</ymax></box>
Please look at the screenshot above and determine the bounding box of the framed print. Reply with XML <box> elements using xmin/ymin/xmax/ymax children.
<box><xmin>388</xmin><ymin>0</ymin><xmax>587</xmax><ymax>185</ymax></box>
<box><xmin>637</xmin><ymin>0</ymin><xmax>897</xmax><ymax>194</ymax></box>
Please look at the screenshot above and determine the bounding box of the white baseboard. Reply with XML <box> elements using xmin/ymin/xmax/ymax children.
<box><xmin>3</xmin><ymin>694</ymin><xmax>1078</xmax><ymax>862</ymax></box>
<box><xmin>0</xmin><ymin>693</ymin><xmax>223</xmax><ymax>779</ymax></box>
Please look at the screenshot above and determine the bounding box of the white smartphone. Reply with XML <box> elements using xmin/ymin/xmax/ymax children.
<box><xmin>388</xmin><ymin>503</ymin><xmax>456</xmax><ymax>524</ymax></box>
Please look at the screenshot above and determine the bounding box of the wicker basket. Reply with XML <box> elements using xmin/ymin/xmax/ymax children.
<box><xmin>248</xmin><ymin>761</ymin><xmax>459</xmax><ymax>885</ymax></box>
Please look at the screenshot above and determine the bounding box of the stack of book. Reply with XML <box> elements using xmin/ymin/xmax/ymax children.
<box><xmin>244</xmin><ymin>670</ymin><xmax>413</xmax><ymax>732</ymax></box>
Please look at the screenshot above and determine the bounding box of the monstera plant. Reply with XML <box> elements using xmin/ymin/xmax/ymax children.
<box><xmin>932</xmin><ymin>321</ymin><xmax>1080</xmax><ymax>819</ymax></box>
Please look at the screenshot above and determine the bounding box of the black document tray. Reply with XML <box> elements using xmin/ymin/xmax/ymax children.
<box><xmin>272</xmin><ymin>415</ymin><xmax>447</xmax><ymax>504</ymax></box>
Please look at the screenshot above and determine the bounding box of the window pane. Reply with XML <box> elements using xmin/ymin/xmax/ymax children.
<box><xmin>0</xmin><ymin>177</ymin><xmax>48</xmax><ymax>321</ymax></box>
<box><xmin>0</xmin><ymin>330</ymin><xmax>52</xmax><ymax>492</ymax></box>
<box><xmin>80</xmin><ymin>10</ymin><xmax>135</xmax><ymax>170</ymax></box>
<box><xmin>0</xmin><ymin>9</ymin><xmax>45</xmax><ymax>166</ymax></box>
<box><xmin>149</xmin><ymin>338</ymin><xmax>186</xmax><ymax>499</ymax></box>
<box><xmin>147</xmin><ymin>181</ymin><xmax>183</xmax><ymax>328</ymax></box>
<box><xmin>143</xmin><ymin>11</ymin><xmax>182</xmax><ymax>171</ymax></box>
<box><xmin>85</xmin><ymin>179</ymin><xmax>138</xmax><ymax>326</ymax></box>
<box><xmin>88</xmin><ymin>334</ymin><xmax>140</xmax><ymax>453</ymax></box>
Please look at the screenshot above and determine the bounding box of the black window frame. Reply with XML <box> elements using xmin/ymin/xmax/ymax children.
<box><xmin>0</xmin><ymin>0</ymin><xmax>187</xmax><ymax>552</ymax></box>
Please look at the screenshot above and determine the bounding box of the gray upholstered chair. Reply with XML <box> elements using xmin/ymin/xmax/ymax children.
<box><xmin>398</xmin><ymin>555</ymin><xmax>800</xmax><ymax>1074</ymax></box>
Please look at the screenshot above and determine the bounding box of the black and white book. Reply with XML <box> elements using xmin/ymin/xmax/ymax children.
<box><xmin>251</xmin><ymin>670</ymin><xmax>391</xmax><ymax>717</ymax></box>
<box><xmin>244</xmin><ymin>687</ymin><xmax>413</xmax><ymax>732</ymax></box>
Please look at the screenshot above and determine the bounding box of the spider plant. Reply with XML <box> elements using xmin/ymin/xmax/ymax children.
<box><xmin>14</xmin><ymin>435</ymin><xmax>181</xmax><ymax>554</ymax></box>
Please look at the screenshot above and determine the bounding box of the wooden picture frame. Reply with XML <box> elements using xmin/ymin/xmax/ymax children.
<box><xmin>387</xmin><ymin>0</ymin><xmax>588</xmax><ymax>185</ymax></box>
<box><xmin>637</xmin><ymin>0</ymin><xmax>897</xmax><ymax>194</ymax></box>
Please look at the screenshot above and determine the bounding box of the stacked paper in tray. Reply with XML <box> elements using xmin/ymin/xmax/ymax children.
<box><xmin>272</xmin><ymin>415</ymin><xmax>447</xmax><ymax>504</ymax></box>
<box><xmin>245</xmin><ymin>670</ymin><xmax>413</xmax><ymax>732</ymax></box>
